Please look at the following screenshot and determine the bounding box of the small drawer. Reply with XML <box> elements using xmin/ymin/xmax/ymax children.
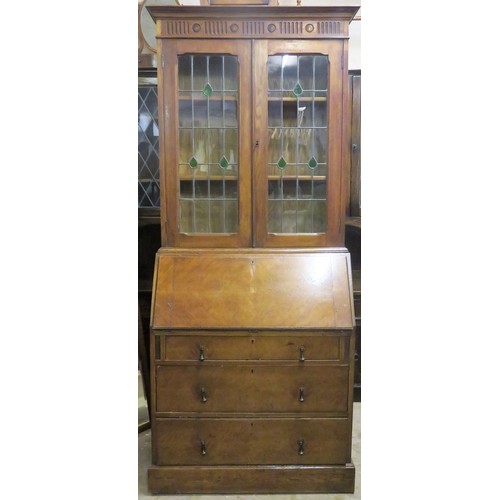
<box><xmin>154</xmin><ymin>417</ymin><xmax>350</xmax><ymax>466</ymax></box>
<box><xmin>156</xmin><ymin>364</ymin><xmax>349</xmax><ymax>414</ymax></box>
<box><xmin>161</xmin><ymin>333</ymin><xmax>345</xmax><ymax>361</ymax></box>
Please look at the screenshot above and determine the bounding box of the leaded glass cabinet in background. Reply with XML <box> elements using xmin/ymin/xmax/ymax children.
<box><xmin>138</xmin><ymin>81</ymin><xmax>160</xmax><ymax>209</ymax></box>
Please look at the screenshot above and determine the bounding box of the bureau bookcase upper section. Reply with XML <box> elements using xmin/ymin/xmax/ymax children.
<box><xmin>148</xmin><ymin>5</ymin><xmax>359</xmax><ymax>249</ymax></box>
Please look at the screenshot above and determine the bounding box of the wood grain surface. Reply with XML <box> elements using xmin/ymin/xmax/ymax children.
<box><xmin>148</xmin><ymin>463</ymin><xmax>355</xmax><ymax>494</ymax></box>
<box><xmin>154</xmin><ymin>417</ymin><xmax>351</xmax><ymax>465</ymax></box>
<box><xmin>160</xmin><ymin>331</ymin><xmax>346</xmax><ymax>361</ymax></box>
<box><xmin>152</xmin><ymin>249</ymin><xmax>354</xmax><ymax>329</ymax></box>
<box><xmin>155</xmin><ymin>363</ymin><xmax>349</xmax><ymax>414</ymax></box>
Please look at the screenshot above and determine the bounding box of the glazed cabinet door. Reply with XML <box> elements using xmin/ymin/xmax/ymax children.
<box><xmin>159</xmin><ymin>40</ymin><xmax>252</xmax><ymax>247</ymax></box>
<box><xmin>253</xmin><ymin>40</ymin><xmax>346</xmax><ymax>247</ymax></box>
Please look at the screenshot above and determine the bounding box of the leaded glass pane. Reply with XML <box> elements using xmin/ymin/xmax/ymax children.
<box><xmin>225</xmin><ymin>201</ymin><xmax>238</xmax><ymax>233</ymax></box>
<box><xmin>224</xmin><ymin>57</ymin><xmax>238</xmax><ymax>91</ymax></box>
<box><xmin>299</xmin><ymin>56</ymin><xmax>314</xmax><ymax>90</ymax></box>
<box><xmin>268</xmin><ymin>55</ymin><xmax>282</xmax><ymax>90</ymax></box>
<box><xmin>224</xmin><ymin>129</ymin><xmax>238</xmax><ymax>165</ymax></box>
<box><xmin>178</xmin><ymin>94</ymin><xmax>193</xmax><ymax>128</ymax></box>
<box><xmin>193</xmin><ymin>92</ymin><xmax>208</xmax><ymax>127</ymax></box>
<box><xmin>282</xmin><ymin>55</ymin><xmax>298</xmax><ymax>90</ymax></box>
<box><xmin>203</xmin><ymin>83</ymin><xmax>213</xmax><ymax>97</ymax></box>
<box><xmin>267</xmin><ymin>54</ymin><xmax>329</xmax><ymax>233</ymax></box>
<box><xmin>292</xmin><ymin>82</ymin><xmax>304</xmax><ymax>97</ymax></box>
<box><xmin>315</xmin><ymin>56</ymin><xmax>328</xmax><ymax>90</ymax></box>
<box><xmin>178</xmin><ymin>56</ymin><xmax>192</xmax><ymax>91</ymax></box>
<box><xmin>268</xmin><ymin>100</ymin><xmax>282</xmax><ymax>128</ymax></box>
<box><xmin>193</xmin><ymin>56</ymin><xmax>207</xmax><ymax>90</ymax></box>
<box><xmin>268</xmin><ymin>128</ymin><xmax>281</xmax><ymax>164</ymax></box>
<box><xmin>308</xmin><ymin>157</ymin><xmax>318</xmax><ymax>170</ymax></box>
<box><xmin>178</xmin><ymin>129</ymin><xmax>192</xmax><ymax>164</ymax></box>
<box><xmin>209</xmin><ymin>56</ymin><xmax>223</xmax><ymax>91</ymax></box>
<box><xmin>138</xmin><ymin>85</ymin><xmax>160</xmax><ymax>207</ymax></box>
<box><xmin>178</xmin><ymin>54</ymin><xmax>240</xmax><ymax>234</ymax></box>
<box><xmin>224</xmin><ymin>98</ymin><xmax>238</xmax><ymax>128</ymax></box>
<box><xmin>208</xmin><ymin>129</ymin><xmax>223</xmax><ymax>164</ymax></box>
<box><xmin>208</xmin><ymin>94</ymin><xmax>223</xmax><ymax>127</ymax></box>
<box><xmin>219</xmin><ymin>155</ymin><xmax>229</xmax><ymax>170</ymax></box>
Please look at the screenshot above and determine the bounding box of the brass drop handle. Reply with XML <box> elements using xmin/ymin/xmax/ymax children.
<box><xmin>297</xmin><ymin>439</ymin><xmax>305</xmax><ymax>455</ymax></box>
<box><xmin>199</xmin><ymin>345</ymin><xmax>205</xmax><ymax>361</ymax></box>
<box><xmin>200</xmin><ymin>441</ymin><xmax>207</xmax><ymax>456</ymax></box>
<box><xmin>200</xmin><ymin>387</ymin><xmax>207</xmax><ymax>403</ymax></box>
<box><xmin>299</xmin><ymin>387</ymin><xmax>305</xmax><ymax>402</ymax></box>
<box><xmin>299</xmin><ymin>346</ymin><xmax>305</xmax><ymax>362</ymax></box>
<box><xmin>354</xmin><ymin>351</ymin><xmax>360</xmax><ymax>362</ymax></box>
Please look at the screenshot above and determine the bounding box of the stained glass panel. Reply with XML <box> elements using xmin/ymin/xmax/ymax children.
<box><xmin>178</xmin><ymin>54</ymin><xmax>239</xmax><ymax>234</ymax></box>
<box><xmin>266</xmin><ymin>54</ymin><xmax>329</xmax><ymax>233</ymax></box>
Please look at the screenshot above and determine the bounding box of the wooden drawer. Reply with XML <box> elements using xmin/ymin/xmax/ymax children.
<box><xmin>160</xmin><ymin>333</ymin><xmax>346</xmax><ymax>361</ymax></box>
<box><xmin>156</xmin><ymin>364</ymin><xmax>349</xmax><ymax>414</ymax></box>
<box><xmin>154</xmin><ymin>418</ymin><xmax>350</xmax><ymax>466</ymax></box>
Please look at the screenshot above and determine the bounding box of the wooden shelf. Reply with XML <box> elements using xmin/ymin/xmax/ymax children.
<box><xmin>178</xmin><ymin>94</ymin><xmax>237</xmax><ymax>101</ymax></box>
<box><xmin>180</xmin><ymin>176</ymin><xmax>237</xmax><ymax>181</ymax></box>
<box><xmin>268</xmin><ymin>96</ymin><xmax>327</xmax><ymax>103</ymax></box>
<box><xmin>268</xmin><ymin>176</ymin><xmax>326</xmax><ymax>181</ymax></box>
<box><xmin>178</xmin><ymin>176</ymin><xmax>325</xmax><ymax>181</ymax></box>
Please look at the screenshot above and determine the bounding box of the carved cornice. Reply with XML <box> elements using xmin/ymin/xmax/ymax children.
<box><xmin>147</xmin><ymin>6</ymin><xmax>359</xmax><ymax>40</ymax></box>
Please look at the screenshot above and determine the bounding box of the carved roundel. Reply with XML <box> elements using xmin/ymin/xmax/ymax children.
<box><xmin>305</xmin><ymin>23</ymin><xmax>315</xmax><ymax>33</ymax></box>
<box><xmin>268</xmin><ymin>23</ymin><xmax>276</xmax><ymax>33</ymax></box>
<box><xmin>230</xmin><ymin>23</ymin><xmax>239</xmax><ymax>33</ymax></box>
<box><xmin>192</xmin><ymin>23</ymin><xmax>201</xmax><ymax>33</ymax></box>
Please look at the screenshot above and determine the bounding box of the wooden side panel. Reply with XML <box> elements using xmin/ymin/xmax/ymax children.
<box><xmin>349</xmin><ymin>73</ymin><xmax>361</xmax><ymax>217</ymax></box>
<box><xmin>154</xmin><ymin>418</ymin><xmax>351</xmax><ymax>466</ymax></box>
<box><xmin>152</xmin><ymin>250</ymin><xmax>354</xmax><ymax>329</ymax></box>
<box><xmin>156</xmin><ymin>364</ymin><xmax>349</xmax><ymax>414</ymax></box>
<box><xmin>148</xmin><ymin>464</ymin><xmax>355</xmax><ymax>494</ymax></box>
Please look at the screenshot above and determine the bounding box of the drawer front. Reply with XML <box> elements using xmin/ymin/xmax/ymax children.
<box><xmin>154</xmin><ymin>418</ymin><xmax>350</xmax><ymax>466</ymax></box>
<box><xmin>156</xmin><ymin>364</ymin><xmax>349</xmax><ymax>414</ymax></box>
<box><xmin>162</xmin><ymin>333</ymin><xmax>345</xmax><ymax>361</ymax></box>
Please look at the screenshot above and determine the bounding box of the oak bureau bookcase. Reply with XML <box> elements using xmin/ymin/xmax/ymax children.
<box><xmin>147</xmin><ymin>2</ymin><xmax>359</xmax><ymax>494</ymax></box>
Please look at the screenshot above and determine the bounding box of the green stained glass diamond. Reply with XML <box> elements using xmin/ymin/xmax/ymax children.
<box><xmin>308</xmin><ymin>156</ymin><xmax>318</xmax><ymax>169</ymax></box>
<box><xmin>219</xmin><ymin>155</ymin><xmax>229</xmax><ymax>169</ymax></box>
<box><xmin>277</xmin><ymin>156</ymin><xmax>287</xmax><ymax>169</ymax></box>
<box><xmin>189</xmin><ymin>157</ymin><xmax>198</xmax><ymax>169</ymax></box>
<box><xmin>203</xmin><ymin>83</ymin><xmax>213</xmax><ymax>97</ymax></box>
<box><xmin>292</xmin><ymin>82</ymin><xmax>303</xmax><ymax>97</ymax></box>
